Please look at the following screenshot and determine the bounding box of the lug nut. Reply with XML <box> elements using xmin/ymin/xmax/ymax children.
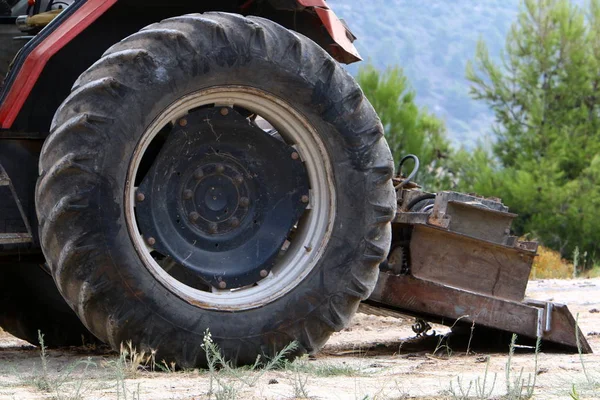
<box><xmin>208</xmin><ymin>223</ymin><xmax>218</xmax><ymax>234</ymax></box>
<box><xmin>136</xmin><ymin>192</ymin><xmax>145</xmax><ymax>202</ymax></box>
<box><xmin>218</xmin><ymin>281</ymin><xmax>227</xmax><ymax>289</ymax></box>
<box><xmin>179</xmin><ymin>118</ymin><xmax>188</xmax><ymax>127</ymax></box>
<box><xmin>183</xmin><ymin>189</ymin><xmax>193</xmax><ymax>200</ymax></box>
<box><xmin>189</xmin><ymin>212</ymin><xmax>200</xmax><ymax>222</ymax></box>
<box><xmin>240</xmin><ymin>197</ymin><xmax>249</xmax><ymax>207</ymax></box>
<box><xmin>220</xmin><ymin>108</ymin><xmax>229</xmax><ymax>116</ymax></box>
<box><xmin>291</xmin><ymin>152</ymin><xmax>299</xmax><ymax>160</ymax></box>
<box><xmin>230</xmin><ymin>217</ymin><xmax>240</xmax><ymax>228</ymax></box>
<box><xmin>260</xmin><ymin>269</ymin><xmax>268</xmax><ymax>278</ymax></box>
<box><xmin>216</xmin><ymin>164</ymin><xmax>225</xmax><ymax>174</ymax></box>
<box><xmin>194</xmin><ymin>168</ymin><xmax>204</xmax><ymax>180</ymax></box>
<box><xmin>147</xmin><ymin>237</ymin><xmax>156</xmax><ymax>246</ymax></box>
<box><xmin>234</xmin><ymin>175</ymin><xmax>244</xmax><ymax>185</ymax></box>
<box><xmin>301</xmin><ymin>195</ymin><xmax>309</xmax><ymax>203</ymax></box>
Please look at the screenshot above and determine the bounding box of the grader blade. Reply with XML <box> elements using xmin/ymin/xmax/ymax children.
<box><xmin>368</xmin><ymin>188</ymin><xmax>592</xmax><ymax>353</ymax></box>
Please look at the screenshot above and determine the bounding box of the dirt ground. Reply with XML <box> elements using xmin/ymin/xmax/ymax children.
<box><xmin>0</xmin><ymin>278</ymin><xmax>599</xmax><ymax>400</ymax></box>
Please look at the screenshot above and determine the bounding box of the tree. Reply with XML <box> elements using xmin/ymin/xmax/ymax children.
<box><xmin>357</xmin><ymin>64</ymin><xmax>454</xmax><ymax>190</ymax></box>
<box><xmin>464</xmin><ymin>0</ymin><xmax>600</xmax><ymax>265</ymax></box>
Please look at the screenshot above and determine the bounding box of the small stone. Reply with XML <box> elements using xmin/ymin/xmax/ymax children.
<box><xmin>537</xmin><ymin>367</ymin><xmax>549</xmax><ymax>375</ymax></box>
<box><xmin>268</xmin><ymin>379</ymin><xmax>278</xmax><ymax>385</ymax></box>
<box><xmin>589</xmin><ymin>308</ymin><xmax>599</xmax><ymax>313</ymax></box>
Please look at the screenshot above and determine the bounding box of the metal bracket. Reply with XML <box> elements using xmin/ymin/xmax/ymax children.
<box><xmin>0</xmin><ymin>163</ymin><xmax>32</xmax><ymax>244</ymax></box>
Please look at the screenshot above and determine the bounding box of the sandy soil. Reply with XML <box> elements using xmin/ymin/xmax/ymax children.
<box><xmin>0</xmin><ymin>278</ymin><xmax>599</xmax><ymax>400</ymax></box>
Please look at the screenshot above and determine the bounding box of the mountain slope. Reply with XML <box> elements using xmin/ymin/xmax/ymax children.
<box><xmin>328</xmin><ymin>0</ymin><xmax>521</xmax><ymax>146</ymax></box>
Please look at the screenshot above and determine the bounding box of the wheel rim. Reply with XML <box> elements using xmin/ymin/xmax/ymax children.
<box><xmin>125</xmin><ymin>86</ymin><xmax>336</xmax><ymax>311</ymax></box>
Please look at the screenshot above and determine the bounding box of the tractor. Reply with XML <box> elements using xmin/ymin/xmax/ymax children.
<box><xmin>0</xmin><ymin>0</ymin><xmax>590</xmax><ymax>368</ymax></box>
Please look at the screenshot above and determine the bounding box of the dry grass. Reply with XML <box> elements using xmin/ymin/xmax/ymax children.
<box><xmin>530</xmin><ymin>245</ymin><xmax>575</xmax><ymax>279</ymax></box>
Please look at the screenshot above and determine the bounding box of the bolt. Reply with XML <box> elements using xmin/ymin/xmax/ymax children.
<box><xmin>301</xmin><ymin>195</ymin><xmax>309</xmax><ymax>203</ymax></box>
<box><xmin>189</xmin><ymin>212</ymin><xmax>200</xmax><ymax>222</ymax></box>
<box><xmin>234</xmin><ymin>175</ymin><xmax>244</xmax><ymax>185</ymax></box>
<box><xmin>240</xmin><ymin>197</ymin><xmax>250</xmax><ymax>207</ymax></box>
<box><xmin>220</xmin><ymin>108</ymin><xmax>229</xmax><ymax>116</ymax></box>
<box><xmin>230</xmin><ymin>217</ymin><xmax>240</xmax><ymax>228</ymax></box>
<box><xmin>291</xmin><ymin>152</ymin><xmax>299</xmax><ymax>160</ymax></box>
<box><xmin>136</xmin><ymin>192</ymin><xmax>145</xmax><ymax>202</ymax></box>
<box><xmin>179</xmin><ymin>118</ymin><xmax>188</xmax><ymax>127</ymax></box>
<box><xmin>147</xmin><ymin>237</ymin><xmax>156</xmax><ymax>246</ymax></box>
<box><xmin>208</xmin><ymin>223</ymin><xmax>218</xmax><ymax>234</ymax></box>
<box><xmin>218</xmin><ymin>281</ymin><xmax>227</xmax><ymax>289</ymax></box>
<box><xmin>216</xmin><ymin>164</ymin><xmax>225</xmax><ymax>174</ymax></box>
<box><xmin>194</xmin><ymin>168</ymin><xmax>204</xmax><ymax>180</ymax></box>
<box><xmin>260</xmin><ymin>269</ymin><xmax>268</xmax><ymax>278</ymax></box>
<box><xmin>183</xmin><ymin>189</ymin><xmax>193</xmax><ymax>200</ymax></box>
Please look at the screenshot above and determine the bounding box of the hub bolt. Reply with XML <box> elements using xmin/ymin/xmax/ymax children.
<box><xmin>183</xmin><ymin>189</ymin><xmax>193</xmax><ymax>200</ymax></box>
<box><xmin>189</xmin><ymin>212</ymin><xmax>200</xmax><ymax>222</ymax></box>
<box><xmin>136</xmin><ymin>192</ymin><xmax>145</xmax><ymax>202</ymax></box>
<box><xmin>230</xmin><ymin>217</ymin><xmax>240</xmax><ymax>228</ymax></box>
<box><xmin>301</xmin><ymin>195</ymin><xmax>309</xmax><ymax>203</ymax></box>
<box><xmin>291</xmin><ymin>152</ymin><xmax>299</xmax><ymax>160</ymax></box>
<box><xmin>260</xmin><ymin>269</ymin><xmax>268</xmax><ymax>278</ymax></box>
<box><xmin>218</xmin><ymin>281</ymin><xmax>227</xmax><ymax>289</ymax></box>
<box><xmin>216</xmin><ymin>164</ymin><xmax>225</xmax><ymax>174</ymax></box>
<box><xmin>147</xmin><ymin>237</ymin><xmax>156</xmax><ymax>246</ymax></box>
<box><xmin>234</xmin><ymin>175</ymin><xmax>244</xmax><ymax>185</ymax></box>
<box><xmin>220</xmin><ymin>108</ymin><xmax>229</xmax><ymax>116</ymax></box>
<box><xmin>179</xmin><ymin>118</ymin><xmax>188</xmax><ymax>127</ymax></box>
<box><xmin>240</xmin><ymin>197</ymin><xmax>250</xmax><ymax>207</ymax></box>
<box><xmin>194</xmin><ymin>168</ymin><xmax>204</xmax><ymax>180</ymax></box>
<box><xmin>208</xmin><ymin>223</ymin><xmax>218</xmax><ymax>234</ymax></box>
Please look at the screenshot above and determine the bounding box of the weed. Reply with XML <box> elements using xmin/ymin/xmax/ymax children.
<box><xmin>201</xmin><ymin>329</ymin><xmax>298</xmax><ymax>399</ymax></box>
<box><xmin>569</xmin><ymin>384</ymin><xmax>581</xmax><ymax>400</ymax></box>
<box><xmin>504</xmin><ymin>334</ymin><xmax>539</xmax><ymax>399</ymax></box>
<box><xmin>289</xmin><ymin>360</ymin><xmax>364</xmax><ymax>377</ymax></box>
<box><xmin>289</xmin><ymin>359</ymin><xmax>310</xmax><ymax>399</ymax></box>
<box><xmin>572</xmin><ymin>314</ymin><xmax>599</xmax><ymax>397</ymax></box>
<box><xmin>448</xmin><ymin>333</ymin><xmax>540</xmax><ymax>400</ymax></box>
<box><xmin>31</xmin><ymin>330</ymin><xmax>51</xmax><ymax>392</ymax></box>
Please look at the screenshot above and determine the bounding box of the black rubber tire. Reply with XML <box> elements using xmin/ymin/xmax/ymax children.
<box><xmin>0</xmin><ymin>262</ymin><xmax>97</xmax><ymax>347</ymax></box>
<box><xmin>36</xmin><ymin>12</ymin><xmax>395</xmax><ymax>368</ymax></box>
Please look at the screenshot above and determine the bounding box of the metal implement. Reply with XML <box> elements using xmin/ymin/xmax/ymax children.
<box><xmin>368</xmin><ymin>185</ymin><xmax>592</xmax><ymax>353</ymax></box>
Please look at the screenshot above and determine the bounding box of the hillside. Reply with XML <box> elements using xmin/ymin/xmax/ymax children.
<box><xmin>328</xmin><ymin>0</ymin><xmax>521</xmax><ymax>147</ymax></box>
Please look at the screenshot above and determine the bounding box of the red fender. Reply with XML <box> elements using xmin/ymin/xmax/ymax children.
<box><xmin>0</xmin><ymin>0</ymin><xmax>360</xmax><ymax>129</ymax></box>
<box><xmin>296</xmin><ymin>0</ymin><xmax>361</xmax><ymax>64</ymax></box>
<box><xmin>0</xmin><ymin>0</ymin><xmax>117</xmax><ymax>128</ymax></box>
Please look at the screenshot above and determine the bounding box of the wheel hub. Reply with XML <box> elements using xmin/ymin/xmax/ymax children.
<box><xmin>136</xmin><ymin>107</ymin><xmax>310</xmax><ymax>289</ymax></box>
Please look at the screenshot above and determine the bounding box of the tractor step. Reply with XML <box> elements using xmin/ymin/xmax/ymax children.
<box><xmin>0</xmin><ymin>163</ymin><xmax>34</xmax><ymax>245</ymax></box>
<box><xmin>0</xmin><ymin>232</ymin><xmax>33</xmax><ymax>244</ymax></box>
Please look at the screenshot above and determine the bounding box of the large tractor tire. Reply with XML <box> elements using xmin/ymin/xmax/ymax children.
<box><xmin>0</xmin><ymin>262</ymin><xmax>97</xmax><ymax>347</ymax></box>
<box><xmin>36</xmin><ymin>12</ymin><xmax>395</xmax><ymax>368</ymax></box>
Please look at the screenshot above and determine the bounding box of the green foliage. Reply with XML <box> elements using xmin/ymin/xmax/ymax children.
<box><xmin>357</xmin><ymin>64</ymin><xmax>454</xmax><ymax>190</ymax></box>
<box><xmin>329</xmin><ymin>0</ymin><xmax>526</xmax><ymax>145</ymax></box>
<box><xmin>462</xmin><ymin>0</ymin><xmax>600</xmax><ymax>265</ymax></box>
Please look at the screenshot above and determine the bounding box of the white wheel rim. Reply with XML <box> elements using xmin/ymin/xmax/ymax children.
<box><xmin>125</xmin><ymin>86</ymin><xmax>335</xmax><ymax>310</ymax></box>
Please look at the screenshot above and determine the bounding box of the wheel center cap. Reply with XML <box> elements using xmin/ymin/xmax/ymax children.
<box><xmin>204</xmin><ymin>186</ymin><xmax>227</xmax><ymax>211</ymax></box>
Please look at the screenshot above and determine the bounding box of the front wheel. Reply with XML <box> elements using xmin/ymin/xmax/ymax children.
<box><xmin>36</xmin><ymin>12</ymin><xmax>395</xmax><ymax>367</ymax></box>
